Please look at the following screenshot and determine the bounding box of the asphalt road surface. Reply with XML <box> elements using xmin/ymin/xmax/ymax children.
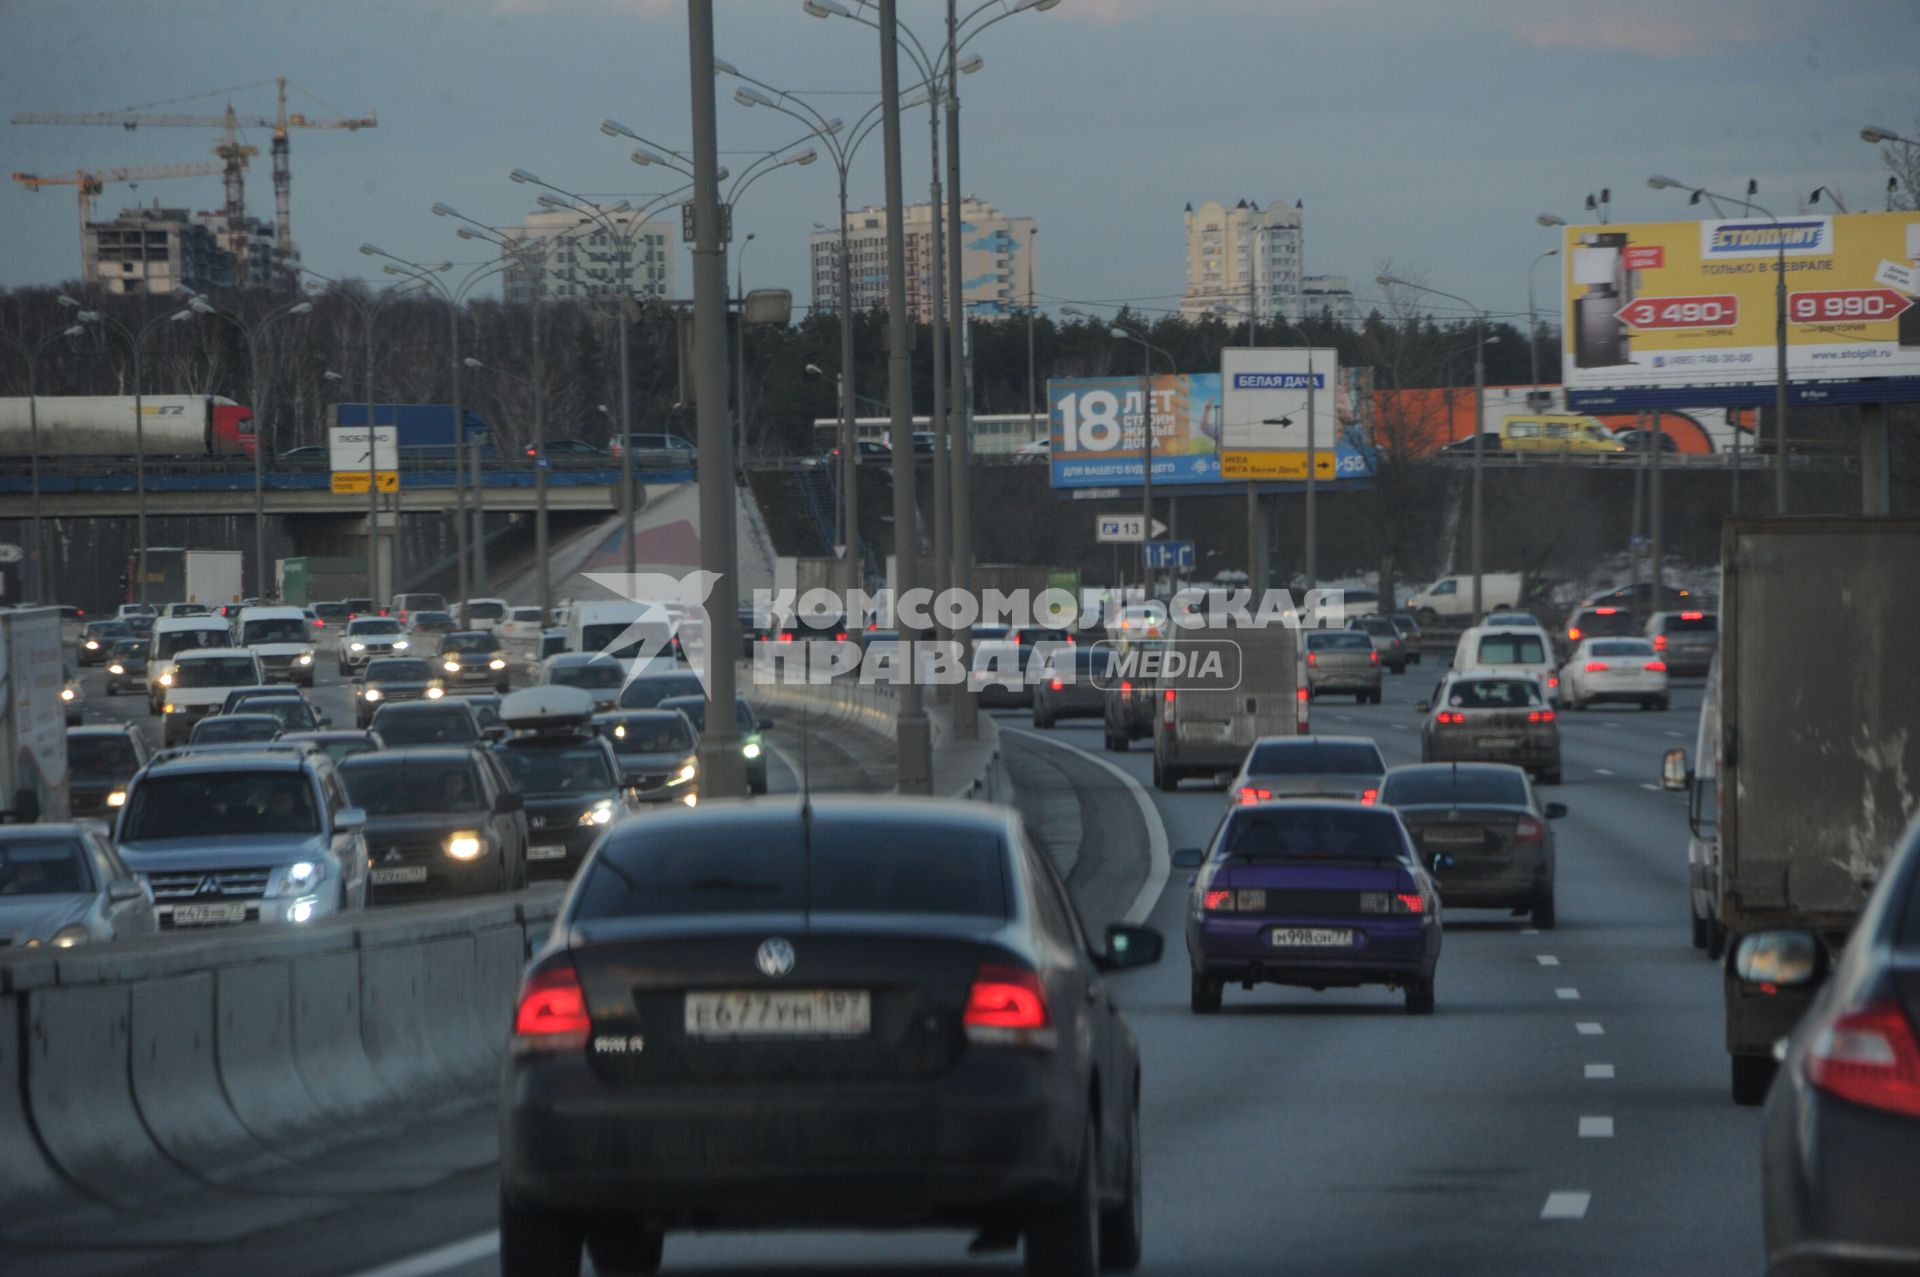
<box><xmin>49</xmin><ymin>656</ymin><xmax>1763</xmax><ymax>1277</ymax></box>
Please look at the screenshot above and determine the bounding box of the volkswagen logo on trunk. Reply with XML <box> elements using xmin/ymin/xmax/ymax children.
<box><xmin>755</xmin><ymin>937</ymin><xmax>795</xmax><ymax>978</ymax></box>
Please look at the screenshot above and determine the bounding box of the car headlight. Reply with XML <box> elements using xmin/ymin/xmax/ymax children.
<box><xmin>107</xmin><ymin>789</ymin><xmax>127</xmax><ymax>808</ymax></box>
<box><xmin>670</xmin><ymin>761</ymin><xmax>697</xmax><ymax>785</ymax></box>
<box><xmin>578</xmin><ymin>800</ymin><xmax>615</xmax><ymax>826</ymax></box>
<box><xmin>288</xmin><ymin>899</ymin><xmax>317</xmax><ymax>924</ymax></box>
<box><xmin>425</xmin><ymin>686</ymin><xmax>444</xmax><ymax>699</ymax></box>
<box><xmin>158</xmin><ymin>672</ymin><xmax>174</xmax><ymax>687</ymax></box>
<box><xmin>443</xmin><ymin>659</ymin><xmax>462</xmax><ymax>673</ymax></box>
<box><xmin>51</xmin><ymin>924</ymin><xmax>90</xmax><ymax>948</ymax></box>
<box><xmin>85</xmin><ymin>639</ymin><xmax>99</xmax><ymax>650</ymax></box>
<box><xmin>489</xmin><ymin>658</ymin><xmax>506</xmax><ymax>670</ymax></box>
<box><xmin>109</xmin><ymin>663</ymin><xmax>125</xmax><ymax>675</ymax></box>
<box><xmin>61</xmin><ymin>687</ymin><xmax>77</xmax><ymax>702</ymax></box>
<box><xmin>682</xmin><ymin>792</ymin><xmax>698</xmax><ymax>807</ymax></box>
<box><xmin>741</xmin><ymin>740</ymin><xmax>762</xmax><ymax>760</ymax></box>
<box><xmin>444</xmin><ymin>831</ymin><xmax>483</xmax><ymax>861</ymax></box>
<box><xmin>268</xmin><ymin>860</ymin><xmax>324</xmax><ymax>897</ymax></box>
<box><xmin>392</xmin><ymin>639</ymin><xmax>409</xmax><ymax>651</ymax></box>
<box><xmin>350</xmin><ymin>642</ymin><xmax>366</xmax><ymax>652</ymax></box>
<box><xmin>163</xmin><ymin>703</ymin><xmax>178</xmax><ymax>713</ymax></box>
<box><xmin>363</xmin><ymin>687</ymin><xmax>383</xmax><ymax>702</ymax></box>
<box><xmin>297</xmin><ymin>651</ymin><xmax>314</xmax><ymax>666</ymax></box>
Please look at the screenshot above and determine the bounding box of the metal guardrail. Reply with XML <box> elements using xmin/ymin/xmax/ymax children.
<box><xmin>1430</xmin><ymin>450</ymin><xmax>1858</xmax><ymax>471</ymax></box>
<box><xmin>0</xmin><ymin>458</ymin><xmax>695</xmax><ymax>495</ymax></box>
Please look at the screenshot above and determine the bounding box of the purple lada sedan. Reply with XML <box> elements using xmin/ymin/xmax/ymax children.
<box><xmin>1172</xmin><ymin>801</ymin><xmax>1443</xmax><ymax>1015</ymax></box>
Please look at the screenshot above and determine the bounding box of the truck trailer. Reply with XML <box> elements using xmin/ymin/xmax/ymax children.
<box><xmin>1665</xmin><ymin>518</ymin><xmax>1920</xmax><ymax>1104</ymax></box>
<box><xmin>125</xmin><ymin>548</ymin><xmax>244</xmax><ymax>608</ymax></box>
<box><xmin>327</xmin><ymin>404</ymin><xmax>493</xmax><ymax>460</ymax></box>
<box><xmin>0</xmin><ymin>396</ymin><xmax>254</xmax><ymax>457</ymax></box>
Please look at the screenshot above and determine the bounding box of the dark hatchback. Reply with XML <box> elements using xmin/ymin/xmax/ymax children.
<box><xmin>354</xmin><ymin>657</ymin><xmax>445</xmax><ymax>728</ymax></box>
<box><xmin>499</xmin><ymin>798</ymin><xmax>1162</xmax><ymax>1277</ymax></box>
<box><xmin>1174</xmin><ymin>801</ymin><xmax>1442</xmax><ymax>1015</ymax></box>
<box><xmin>1379</xmin><ymin>763</ymin><xmax>1566</xmax><ymax>929</ymax></box>
<box><xmin>339</xmin><ymin>748</ymin><xmax>527</xmax><ymax>899</ymax></box>
<box><xmin>1761</xmin><ymin>814</ymin><xmax>1920</xmax><ymax>1276</ymax></box>
<box><xmin>369</xmin><ymin>699</ymin><xmax>483</xmax><ymax>747</ymax></box>
<box><xmin>591</xmin><ymin>710</ymin><xmax>699</xmax><ymax>804</ymax></box>
<box><xmin>66</xmin><ymin>724</ymin><xmax>151</xmax><ymax>818</ymax></box>
<box><xmin>659</xmin><ymin>694</ymin><xmax>771</xmax><ymax>795</ymax></box>
<box><xmin>491</xmin><ymin>728</ymin><xmax>633</xmax><ymax>880</ymax></box>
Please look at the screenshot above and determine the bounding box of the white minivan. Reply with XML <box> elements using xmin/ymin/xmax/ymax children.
<box><xmin>568</xmin><ymin>600</ymin><xmax>676</xmax><ymax>665</ymax></box>
<box><xmin>1451</xmin><ymin>624</ymin><xmax>1560</xmax><ymax>704</ymax></box>
<box><xmin>1406</xmin><ymin>573</ymin><xmax>1523</xmax><ymax>624</ymax></box>
<box><xmin>234</xmin><ymin>605</ymin><xmax>317</xmax><ymax>686</ymax></box>
<box><xmin>148</xmin><ymin>616</ymin><xmax>240</xmax><ymax>712</ymax></box>
<box><xmin>159</xmin><ymin>648</ymin><xmax>264</xmax><ymax>746</ymax></box>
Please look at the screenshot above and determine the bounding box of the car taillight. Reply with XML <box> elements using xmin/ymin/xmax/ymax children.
<box><xmin>1297</xmin><ymin>685</ymin><xmax>1310</xmax><ymax>734</ymax></box>
<box><xmin>964</xmin><ymin>962</ymin><xmax>1054</xmax><ymax>1049</ymax></box>
<box><xmin>1120</xmin><ymin>680</ymin><xmax>1133</xmax><ymax>694</ymax></box>
<box><xmin>1567</xmin><ymin>627</ymin><xmax>1582</xmax><ymax>642</ymax></box>
<box><xmin>1368</xmin><ymin>651</ymin><xmax>1379</xmax><ymax>665</ymax></box>
<box><xmin>1653</xmin><ymin>634</ymin><xmax>1668</xmax><ymax>651</ymax></box>
<box><xmin>1393</xmin><ymin>892</ymin><xmax>1426</xmax><ymax>914</ymax></box>
<box><xmin>1681</xmin><ymin>611</ymin><xmax>1704</xmax><ymax>621</ymax></box>
<box><xmin>512</xmin><ymin>966</ymin><xmax>590</xmax><ymax>1051</ymax></box>
<box><xmin>1584</xmin><ymin>661</ymin><xmax>1609</xmax><ymax>672</ymax></box>
<box><xmin>1049</xmin><ymin>678</ymin><xmax>1064</xmax><ymax>691</ymax></box>
<box><xmin>1547</xmin><ymin>675</ymin><xmax>1559</xmax><ymax>688</ymax></box>
<box><xmin>1595</xmin><ymin>607</ymin><xmax>1618</xmax><ymax>615</ymax></box>
<box><xmin>1644</xmin><ymin>660</ymin><xmax>1667</xmax><ymax>672</ymax></box>
<box><xmin>1436</xmin><ymin>711</ymin><xmax>1466</xmax><ymax>725</ymax></box>
<box><xmin>1361</xmin><ymin>787</ymin><xmax>1378</xmax><ymax>805</ymax></box>
<box><xmin>1204</xmin><ymin>889</ymin><xmax>1234</xmax><ymax>910</ymax></box>
<box><xmin>1528</xmin><ymin>709</ymin><xmax>1555</xmax><ymax>723</ymax></box>
<box><xmin>1237</xmin><ymin>786</ymin><xmax>1272</xmax><ymax>805</ymax></box>
<box><xmin>1515</xmin><ymin>817</ymin><xmax>1544</xmax><ymax>844</ymax></box>
<box><xmin>1804</xmin><ymin>1002</ymin><xmax>1920</xmax><ymax>1119</ymax></box>
<box><xmin>777</xmin><ymin>632</ymin><xmax>794</xmax><ymax>643</ymax></box>
<box><xmin>1306</xmin><ymin>652</ymin><xmax>1318</xmax><ymax>667</ymax></box>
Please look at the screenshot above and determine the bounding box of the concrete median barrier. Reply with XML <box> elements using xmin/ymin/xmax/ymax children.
<box><xmin>130</xmin><ymin>971</ymin><xmax>283</xmax><ymax>1184</ymax></box>
<box><xmin>0</xmin><ymin>990</ymin><xmax>96</xmax><ymax>1224</ymax></box>
<box><xmin>291</xmin><ymin>950</ymin><xmax>388</xmax><ymax>1126</ymax></box>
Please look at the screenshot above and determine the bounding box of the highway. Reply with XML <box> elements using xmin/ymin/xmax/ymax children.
<box><xmin>36</xmin><ymin>656</ymin><xmax>1764</xmax><ymax>1277</ymax></box>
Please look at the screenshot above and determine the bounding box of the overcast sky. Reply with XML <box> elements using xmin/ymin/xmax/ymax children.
<box><xmin>2</xmin><ymin>0</ymin><xmax>1913</xmax><ymax>325</ymax></box>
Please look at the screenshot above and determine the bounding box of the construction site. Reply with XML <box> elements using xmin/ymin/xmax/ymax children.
<box><xmin>9</xmin><ymin>76</ymin><xmax>376</xmax><ymax>293</ymax></box>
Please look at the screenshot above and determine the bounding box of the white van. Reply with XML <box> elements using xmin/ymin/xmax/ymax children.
<box><xmin>1151</xmin><ymin>622</ymin><xmax>1306</xmax><ymax>791</ymax></box>
<box><xmin>158</xmin><ymin>648</ymin><xmax>264</xmax><ymax>746</ymax></box>
<box><xmin>148</xmin><ymin>616</ymin><xmax>240</xmax><ymax>712</ymax></box>
<box><xmin>1406</xmin><ymin>573</ymin><xmax>1523</xmax><ymax>624</ymax></box>
<box><xmin>567</xmin><ymin>600</ymin><xmax>676</xmax><ymax>666</ymax></box>
<box><xmin>1684</xmin><ymin>656</ymin><xmax>1722</xmax><ymax>955</ymax></box>
<box><xmin>458</xmin><ymin>597</ymin><xmax>511</xmax><ymax>632</ymax></box>
<box><xmin>234</xmin><ymin>605</ymin><xmax>317</xmax><ymax>686</ymax></box>
<box><xmin>1451</xmin><ymin>624</ymin><xmax>1560</xmax><ymax>704</ymax></box>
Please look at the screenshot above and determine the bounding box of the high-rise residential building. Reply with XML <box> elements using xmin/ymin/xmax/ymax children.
<box><xmin>1302</xmin><ymin>275</ymin><xmax>1359</xmax><ymax>326</ymax></box>
<box><xmin>1179</xmin><ymin>198</ymin><xmax>1306</xmax><ymax>324</ymax></box>
<box><xmin>81</xmin><ymin>205</ymin><xmax>262</xmax><ymax>295</ymax></box>
<box><xmin>499</xmin><ymin>206</ymin><xmax>675</xmax><ymax>304</ymax></box>
<box><xmin>808</xmin><ymin>197</ymin><xmax>1036</xmax><ymax>322</ymax></box>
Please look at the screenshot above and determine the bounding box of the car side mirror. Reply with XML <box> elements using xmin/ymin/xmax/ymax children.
<box><xmin>1415</xmin><ymin>701</ymin><xmax>1430</xmax><ymax>714</ymax></box>
<box><xmin>334</xmin><ymin>806</ymin><xmax>367</xmax><ymax>832</ymax></box>
<box><xmin>1660</xmin><ymin>748</ymin><xmax>1690</xmax><ymax>792</ymax></box>
<box><xmin>1429</xmin><ymin>852</ymin><xmax>1457</xmax><ymax>872</ymax></box>
<box><xmin>1171</xmin><ymin>847</ymin><xmax>1205</xmax><ymax>870</ymax></box>
<box><xmin>1544</xmin><ymin>802</ymin><xmax>1568</xmax><ymax>820</ymax></box>
<box><xmin>108</xmin><ymin>875</ymin><xmax>146</xmax><ymax>903</ymax></box>
<box><xmin>483</xmin><ymin>726</ymin><xmax>508</xmax><ymax>743</ymax></box>
<box><xmin>316</xmin><ymin>714</ymin><xmax>331</xmax><ymax>727</ymax></box>
<box><xmin>1099</xmin><ymin>923</ymin><xmax>1164</xmax><ymax>972</ymax></box>
<box><xmin>494</xmin><ymin>791</ymin><xmax>524</xmax><ymax>814</ymax></box>
<box><xmin>1731</xmin><ymin>929</ymin><xmax>1825</xmax><ymax>990</ymax></box>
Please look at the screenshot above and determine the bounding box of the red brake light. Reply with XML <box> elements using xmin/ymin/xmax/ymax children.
<box><xmin>1012</xmin><ymin>633</ymin><xmax>1022</xmax><ymax>645</ymax></box>
<box><xmin>1567</xmin><ymin>627</ymin><xmax>1583</xmax><ymax>642</ymax></box>
<box><xmin>1584</xmin><ymin>661</ymin><xmax>1609</xmax><ymax>672</ymax></box>
<box><xmin>1528</xmin><ymin>709</ymin><xmax>1555</xmax><ymax>723</ymax></box>
<box><xmin>835</xmin><ymin>630</ymin><xmax>847</xmax><ymax>641</ymax></box>
<box><xmin>1307</xmin><ymin>652</ymin><xmax>1318</xmax><ymax>667</ymax></box>
<box><xmin>1163</xmin><ymin>689</ymin><xmax>1176</xmax><ymax>704</ymax></box>
<box><xmin>1393</xmin><ymin>892</ymin><xmax>1426</xmax><ymax>914</ymax></box>
<box><xmin>1680</xmin><ymin>611</ymin><xmax>1704</xmax><ymax>621</ymax></box>
<box><xmin>1644</xmin><ymin>660</ymin><xmax>1667</xmax><ymax>672</ymax></box>
<box><xmin>777</xmin><ymin>632</ymin><xmax>794</xmax><ymax>643</ymax></box>
<box><xmin>1204</xmin><ymin>889</ymin><xmax>1235</xmax><ymax>910</ymax></box>
<box><xmin>1236</xmin><ymin>786</ymin><xmax>1272</xmax><ymax>805</ymax></box>
<box><xmin>1436</xmin><ymin>710</ymin><xmax>1466</xmax><ymax>725</ymax></box>
<box><xmin>1361</xmin><ymin>787</ymin><xmax>1378</xmax><ymax>805</ymax></box>
<box><xmin>513</xmin><ymin>966</ymin><xmax>590</xmax><ymax>1046</ymax></box>
<box><xmin>1368</xmin><ymin>651</ymin><xmax>1379</xmax><ymax>665</ymax></box>
<box><xmin>1804</xmin><ymin>1003</ymin><xmax>1920</xmax><ymax>1119</ymax></box>
<box><xmin>1049</xmin><ymin>678</ymin><xmax>1064</xmax><ymax>691</ymax></box>
<box><xmin>1120</xmin><ymin>680</ymin><xmax>1133</xmax><ymax>694</ymax></box>
<box><xmin>1653</xmin><ymin>634</ymin><xmax>1668</xmax><ymax>651</ymax></box>
<box><xmin>964</xmin><ymin>963</ymin><xmax>1050</xmax><ymax>1031</ymax></box>
<box><xmin>1515</xmin><ymin>817</ymin><xmax>1544</xmax><ymax>844</ymax></box>
<box><xmin>1595</xmin><ymin>607</ymin><xmax>1618</xmax><ymax>615</ymax></box>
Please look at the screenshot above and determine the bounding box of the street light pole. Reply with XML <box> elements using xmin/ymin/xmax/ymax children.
<box><xmin>736</xmin><ymin>231</ymin><xmax>754</xmax><ymax>461</ymax></box>
<box><xmin>7</xmin><ymin>317</ymin><xmax>87</xmax><ymax>600</ymax></box>
<box><xmin>1526</xmin><ymin>245</ymin><xmax>1559</xmax><ymax>393</ymax></box>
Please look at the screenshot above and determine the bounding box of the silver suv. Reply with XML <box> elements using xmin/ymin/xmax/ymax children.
<box><xmin>114</xmin><ymin>748</ymin><xmax>370</xmax><ymax>930</ymax></box>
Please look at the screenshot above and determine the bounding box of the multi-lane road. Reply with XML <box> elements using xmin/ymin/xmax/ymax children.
<box><xmin>49</xmin><ymin>648</ymin><xmax>1764</xmax><ymax>1277</ymax></box>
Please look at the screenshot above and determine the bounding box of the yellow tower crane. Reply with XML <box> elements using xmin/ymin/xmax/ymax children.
<box><xmin>12</xmin><ymin>161</ymin><xmax>228</xmax><ymax>284</ymax></box>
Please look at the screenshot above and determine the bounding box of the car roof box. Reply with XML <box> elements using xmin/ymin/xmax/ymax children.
<box><xmin>499</xmin><ymin>684</ymin><xmax>596</xmax><ymax>732</ymax></box>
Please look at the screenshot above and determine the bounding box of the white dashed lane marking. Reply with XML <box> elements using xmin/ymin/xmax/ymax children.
<box><xmin>1556</xmin><ymin>987</ymin><xmax>1581</xmax><ymax>1000</ymax></box>
<box><xmin>1579</xmin><ymin>1117</ymin><xmax>1615</xmax><ymax>1138</ymax></box>
<box><xmin>1541</xmin><ymin>1192</ymin><xmax>1592</xmax><ymax>1220</ymax></box>
<box><xmin>1585</xmin><ymin>1063</ymin><xmax>1615</xmax><ymax>1079</ymax></box>
<box><xmin>1640</xmin><ymin>783</ymin><xmax>1660</xmax><ymax>792</ymax></box>
<box><xmin>1576</xmin><ymin>1022</ymin><xmax>1605</xmax><ymax>1036</ymax></box>
<box><xmin>1594</xmin><ymin>767</ymin><xmax>1615</xmax><ymax>776</ymax></box>
<box><xmin>1537</xmin><ymin>955</ymin><xmax>1560</xmax><ymax>966</ymax></box>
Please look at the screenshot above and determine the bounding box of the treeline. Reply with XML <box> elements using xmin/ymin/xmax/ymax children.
<box><xmin>1</xmin><ymin>282</ymin><xmax>1558</xmax><ymax>462</ymax></box>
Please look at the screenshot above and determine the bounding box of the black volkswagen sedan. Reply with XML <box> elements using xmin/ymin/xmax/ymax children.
<box><xmin>499</xmin><ymin>797</ymin><xmax>1162</xmax><ymax>1277</ymax></box>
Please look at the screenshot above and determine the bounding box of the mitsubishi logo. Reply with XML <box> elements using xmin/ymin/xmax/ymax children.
<box><xmin>755</xmin><ymin>937</ymin><xmax>795</xmax><ymax>978</ymax></box>
<box><xmin>196</xmin><ymin>875</ymin><xmax>223</xmax><ymax>896</ymax></box>
<box><xmin>383</xmin><ymin>848</ymin><xmax>404</xmax><ymax>863</ymax></box>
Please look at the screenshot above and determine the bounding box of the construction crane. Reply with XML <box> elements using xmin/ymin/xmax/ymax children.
<box><xmin>12</xmin><ymin>77</ymin><xmax>377</xmax><ymax>286</ymax></box>
<box><xmin>12</xmin><ymin>160</ymin><xmax>228</xmax><ymax>282</ymax></box>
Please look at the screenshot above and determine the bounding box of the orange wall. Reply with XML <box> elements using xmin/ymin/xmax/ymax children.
<box><xmin>1370</xmin><ymin>387</ymin><xmax>1740</xmax><ymax>456</ymax></box>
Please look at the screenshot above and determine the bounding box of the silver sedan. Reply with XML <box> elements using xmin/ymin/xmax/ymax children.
<box><xmin>0</xmin><ymin>823</ymin><xmax>156</xmax><ymax>948</ymax></box>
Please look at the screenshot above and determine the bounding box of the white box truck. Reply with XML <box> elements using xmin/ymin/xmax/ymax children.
<box><xmin>0</xmin><ymin>606</ymin><xmax>70</xmax><ymax>823</ymax></box>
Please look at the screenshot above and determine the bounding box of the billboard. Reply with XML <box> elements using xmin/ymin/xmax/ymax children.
<box><xmin>1049</xmin><ymin>371</ymin><xmax>1371</xmax><ymax>489</ymax></box>
<box><xmin>1562</xmin><ymin>211</ymin><xmax>1920</xmax><ymax>409</ymax></box>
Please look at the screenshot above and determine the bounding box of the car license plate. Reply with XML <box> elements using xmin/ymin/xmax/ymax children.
<box><xmin>1424</xmin><ymin>828</ymin><xmax>1485</xmax><ymax>846</ymax></box>
<box><xmin>528</xmin><ymin>844</ymin><xmax>569</xmax><ymax>861</ymax></box>
<box><xmin>684</xmin><ymin>989</ymin><xmax>871</xmax><ymax>1038</ymax></box>
<box><xmin>1476</xmin><ymin>735</ymin><xmax>1519</xmax><ymax>750</ymax></box>
<box><xmin>1269</xmin><ymin>927</ymin><xmax>1355</xmax><ymax>948</ymax></box>
<box><xmin>1187</xmin><ymin>721</ymin><xmax>1232</xmax><ymax>740</ymax></box>
<box><xmin>170</xmin><ymin>902</ymin><xmax>248</xmax><ymax>926</ymax></box>
<box><xmin>371</xmin><ymin>866</ymin><xmax>429</xmax><ymax>885</ymax></box>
